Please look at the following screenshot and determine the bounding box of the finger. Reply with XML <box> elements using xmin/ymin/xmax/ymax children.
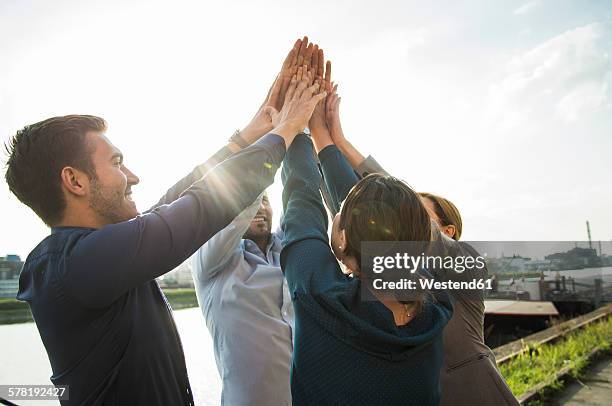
<box><xmin>317</xmin><ymin>49</ymin><xmax>324</xmax><ymax>79</ymax></box>
<box><xmin>307</xmin><ymin>66</ymin><xmax>316</xmax><ymax>86</ymax></box>
<box><xmin>309</xmin><ymin>90</ymin><xmax>328</xmax><ymax>108</ymax></box>
<box><xmin>301</xmin><ymin>64</ymin><xmax>312</xmax><ymax>86</ymax></box>
<box><xmin>296</xmin><ymin>66</ymin><xmax>303</xmax><ymax>83</ymax></box>
<box><xmin>284</xmin><ymin>74</ymin><xmax>298</xmax><ymax>104</ymax></box>
<box><xmin>266</xmin><ymin>73</ymin><xmax>283</xmax><ymax>107</ymax></box>
<box><xmin>263</xmin><ymin>105</ymin><xmax>278</xmax><ymax>119</ymax></box>
<box><xmin>333</xmin><ymin>93</ymin><xmax>341</xmax><ymax>112</ymax></box>
<box><xmin>314</xmin><ymin>79</ymin><xmax>323</xmax><ymax>99</ymax></box>
<box><xmin>311</xmin><ymin>45</ymin><xmax>319</xmax><ymax>76</ymax></box>
<box><xmin>265</xmin><ymin>105</ymin><xmax>280</xmax><ymax>126</ymax></box>
<box><xmin>326</xmin><ymin>91</ymin><xmax>336</xmax><ymax>112</ymax></box>
<box><xmin>282</xmin><ymin>44</ymin><xmax>297</xmax><ymax>72</ymax></box>
<box><xmin>325</xmin><ymin>60</ymin><xmax>332</xmax><ymax>84</ymax></box>
<box><xmin>296</xmin><ymin>36</ymin><xmax>308</xmax><ymax>66</ymax></box>
<box><xmin>333</xmin><ymin>93</ymin><xmax>341</xmax><ymax>113</ymax></box>
<box><xmin>290</xmin><ymin>39</ymin><xmax>301</xmax><ymax>67</ymax></box>
<box><xmin>293</xmin><ymin>71</ymin><xmax>310</xmax><ymax>101</ymax></box>
<box><xmin>281</xmin><ymin>49</ymin><xmax>296</xmax><ymax>74</ymax></box>
<box><xmin>304</xmin><ymin>43</ymin><xmax>314</xmax><ymax>68</ymax></box>
<box><xmin>278</xmin><ymin>73</ymin><xmax>293</xmax><ymax>110</ymax></box>
<box><xmin>302</xmin><ymin>82</ymin><xmax>320</xmax><ymax>102</ymax></box>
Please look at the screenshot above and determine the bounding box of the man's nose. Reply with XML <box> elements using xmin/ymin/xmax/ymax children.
<box><xmin>123</xmin><ymin>166</ymin><xmax>140</xmax><ymax>185</ymax></box>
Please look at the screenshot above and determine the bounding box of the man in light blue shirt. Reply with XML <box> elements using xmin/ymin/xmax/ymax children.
<box><xmin>191</xmin><ymin>192</ymin><xmax>293</xmax><ymax>406</ymax></box>
<box><xmin>190</xmin><ymin>35</ymin><xmax>335</xmax><ymax>406</ymax></box>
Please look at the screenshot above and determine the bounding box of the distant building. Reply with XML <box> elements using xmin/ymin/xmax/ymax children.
<box><xmin>525</xmin><ymin>259</ymin><xmax>554</xmax><ymax>271</ymax></box>
<box><xmin>157</xmin><ymin>260</ymin><xmax>194</xmax><ymax>288</ymax></box>
<box><xmin>545</xmin><ymin>247</ymin><xmax>602</xmax><ymax>269</ymax></box>
<box><xmin>0</xmin><ymin>255</ymin><xmax>23</xmax><ymax>298</ymax></box>
<box><xmin>0</xmin><ymin>255</ymin><xmax>23</xmax><ymax>280</ymax></box>
<box><xmin>487</xmin><ymin>255</ymin><xmax>531</xmax><ymax>273</ymax></box>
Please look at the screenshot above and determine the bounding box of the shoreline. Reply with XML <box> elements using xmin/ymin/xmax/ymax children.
<box><xmin>0</xmin><ymin>288</ymin><xmax>199</xmax><ymax>325</ymax></box>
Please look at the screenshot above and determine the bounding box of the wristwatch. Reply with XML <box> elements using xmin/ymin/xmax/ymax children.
<box><xmin>228</xmin><ymin>129</ymin><xmax>249</xmax><ymax>149</ymax></box>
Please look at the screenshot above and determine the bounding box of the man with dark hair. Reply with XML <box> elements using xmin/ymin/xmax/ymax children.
<box><xmin>4</xmin><ymin>53</ymin><xmax>327</xmax><ymax>405</ymax></box>
<box><xmin>5</xmin><ymin>115</ymin><xmax>105</xmax><ymax>225</ymax></box>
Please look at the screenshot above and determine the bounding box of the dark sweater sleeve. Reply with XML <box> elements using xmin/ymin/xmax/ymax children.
<box><xmin>148</xmin><ymin>145</ymin><xmax>234</xmax><ymax>210</ymax></box>
<box><xmin>62</xmin><ymin>134</ymin><xmax>286</xmax><ymax>308</ymax></box>
<box><xmin>281</xmin><ymin>135</ymin><xmax>348</xmax><ymax>294</ymax></box>
<box><xmin>318</xmin><ymin>145</ymin><xmax>360</xmax><ymax>214</ymax></box>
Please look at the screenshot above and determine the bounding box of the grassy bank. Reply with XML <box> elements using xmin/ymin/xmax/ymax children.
<box><xmin>163</xmin><ymin>288</ymin><xmax>199</xmax><ymax>309</ymax></box>
<box><xmin>0</xmin><ymin>288</ymin><xmax>199</xmax><ymax>324</ymax></box>
<box><xmin>499</xmin><ymin>316</ymin><xmax>612</xmax><ymax>402</ymax></box>
<box><xmin>0</xmin><ymin>297</ymin><xmax>32</xmax><ymax>324</ymax></box>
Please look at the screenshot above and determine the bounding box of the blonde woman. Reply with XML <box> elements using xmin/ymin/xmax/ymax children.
<box><xmin>419</xmin><ymin>192</ymin><xmax>462</xmax><ymax>241</ymax></box>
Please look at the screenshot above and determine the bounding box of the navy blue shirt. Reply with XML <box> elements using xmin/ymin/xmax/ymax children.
<box><xmin>280</xmin><ymin>135</ymin><xmax>452</xmax><ymax>405</ymax></box>
<box><xmin>17</xmin><ymin>134</ymin><xmax>286</xmax><ymax>405</ymax></box>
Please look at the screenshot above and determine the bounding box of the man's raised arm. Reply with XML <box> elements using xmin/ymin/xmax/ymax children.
<box><xmin>62</xmin><ymin>135</ymin><xmax>285</xmax><ymax>308</ymax></box>
<box><xmin>60</xmin><ymin>64</ymin><xmax>326</xmax><ymax>308</ymax></box>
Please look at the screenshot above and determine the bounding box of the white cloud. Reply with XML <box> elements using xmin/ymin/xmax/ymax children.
<box><xmin>556</xmin><ymin>80</ymin><xmax>609</xmax><ymax>121</ymax></box>
<box><xmin>513</xmin><ymin>0</ymin><xmax>542</xmax><ymax>16</ymax></box>
<box><xmin>487</xmin><ymin>22</ymin><xmax>612</xmax><ymax>128</ymax></box>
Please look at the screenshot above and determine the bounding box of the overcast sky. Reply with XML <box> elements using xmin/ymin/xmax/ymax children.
<box><xmin>1</xmin><ymin>0</ymin><xmax>612</xmax><ymax>259</ymax></box>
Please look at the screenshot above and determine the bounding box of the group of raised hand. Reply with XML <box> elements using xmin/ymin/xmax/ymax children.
<box><xmin>239</xmin><ymin>36</ymin><xmax>348</xmax><ymax>150</ymax></box>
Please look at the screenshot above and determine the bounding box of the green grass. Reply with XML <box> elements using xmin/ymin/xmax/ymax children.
<box><xmin>0</xmin><ymin>308</ymin><xmax>33</xmax><ymax>324</ymax></box>
<box><xmin>0</xmin><ymin>297</ymin><xmax>29</xmax><ymax>310</ymax></box>
<box><xmin>162</xmin><ymin>288</ymin><xmax>198</xmax><ymax>309</ymax></box>
<box><xmin>0</xmin><ymin>288</ymin><xmax>199</xmax><ymax>324</ymax></box>
<box><xmin>499</xmin><ymin>316</ymin><xmax>612</xmax><ymax>400</ymax></box>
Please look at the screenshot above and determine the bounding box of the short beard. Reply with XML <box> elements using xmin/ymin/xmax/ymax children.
<box><xmin>243</xmin><ymin>229</ymin><xmax>271</xmax><ymax>247</ymax></box>
<box><xmin>89</xmin><ymin>178</ymin><xmax>129</xmax><ymax>225</ymax></box>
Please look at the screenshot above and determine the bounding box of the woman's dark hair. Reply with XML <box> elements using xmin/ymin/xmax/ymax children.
<box><xmin>338</xmin><ymin>174</ymin><xmax>432</xmax><ymax>312</ymax></box>
<box><xmin>339</xmin><ymin>174</ymin><xmax>432</xmax><ymax>267</ymax></box>
<box><xmin>4</xmin><ymin>115</ymin><xmax>106</xmax><ymax>226</ymax></box>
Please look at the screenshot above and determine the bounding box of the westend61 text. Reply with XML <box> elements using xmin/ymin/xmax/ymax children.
<box><xmin>373</xmin><ymin>278</ymin><xmax>493</xmax><ymax>291</ymax></box>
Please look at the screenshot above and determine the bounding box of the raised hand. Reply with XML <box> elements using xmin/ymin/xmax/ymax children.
<box><xmin>269</xmin><ymin>66</ymin><xmax>327</xmax><ymax>147</ymax></box>
<box><xmin>239</xmin><ymin>39</ymin><xmax>302</xmax><ymax>145</ymax></box>
<box><xmin>308</xmin><ymin>48</ymin><xmax>330</xmax><ymax>132</ymax></box>
<box><xmin>325</xmin><ymin>82</ymin><xmax>345</xmax><ymax>145</ymax></box>
<box><xmin>325</xmin><ymin>83</ymin><xmax>366</xmax><ymax>168</ymax></box>
<box><xmin>277</xmin><ymin>37</ymin><xmax>304</xmax><ymax>111</ymax></box>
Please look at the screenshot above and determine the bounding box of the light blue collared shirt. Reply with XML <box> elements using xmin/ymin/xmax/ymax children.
<box><xmin>191</xmin><ymin>197</ymin><xmax>294</xmax><ymax>406</ymax></box>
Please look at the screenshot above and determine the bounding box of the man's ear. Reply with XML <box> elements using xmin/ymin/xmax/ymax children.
<box><xmin>60</xmin><ymin>166</ymin><xmax>90</xmax><ymax>197</ymax></box>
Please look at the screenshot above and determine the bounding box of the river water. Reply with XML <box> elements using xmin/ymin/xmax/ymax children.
<box><xmin>3</xmin><ymin>267</ymin><xmax>611</xmax><ymax>405</ymax></box>
<box><xmin>0</xmin><ymin>307</ymin><xmax>221</xmax><ymax>406</ymax></box>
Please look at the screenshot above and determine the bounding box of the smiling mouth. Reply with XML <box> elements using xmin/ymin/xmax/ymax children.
<box><xmin>253</xmin><ymin>214</ymin><xmax>267</xmax><ymax>224</ymax></box>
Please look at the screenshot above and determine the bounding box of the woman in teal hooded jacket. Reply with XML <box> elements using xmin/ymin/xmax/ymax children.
<box><xmin>280</xmin><ymin>132</ymin><xmax>453</xmax><ymax>405</ymax></box>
